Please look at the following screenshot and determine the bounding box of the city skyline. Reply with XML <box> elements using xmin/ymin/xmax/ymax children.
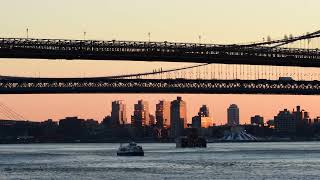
<box><xmin>1</xmin><ymin>101</ymin><xmax>319</xmax><ymax>144</ymax></box>
<box><xmin>1</xmin><ymin>95</ymin><xmax>319</xmax><ymax>126</ymax></box>
<box><xmin>1</xmin><ymin>0</ymin><xmax>320</xmax><ymax>125</ymax></box>
<box><xmin>1</xmin><ymin>1</ymin><xmax>320</xmax><ymax>179</ymax></box>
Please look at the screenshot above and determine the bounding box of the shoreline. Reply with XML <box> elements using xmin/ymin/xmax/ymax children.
<box><xmin>1</xmin><ymin>139</ymin><xmax>320</xmax><ymax>145</ymax></box>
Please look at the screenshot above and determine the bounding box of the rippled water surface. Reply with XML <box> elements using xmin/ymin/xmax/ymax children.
<box><xmin>0</xmin><ymin>142</ymin><xmax>320</xmax><ymax>179</ymax></box>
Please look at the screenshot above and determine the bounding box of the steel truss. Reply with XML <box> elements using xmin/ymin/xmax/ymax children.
<box><xmin>0</xmin><ymin>78</ymin><xmax>320</xmax><ymax>95</ymax></box>
<box><xmin>0</xmin><ymin>38</ymin><xmax>320</xmax><ymax>67</ymax></box>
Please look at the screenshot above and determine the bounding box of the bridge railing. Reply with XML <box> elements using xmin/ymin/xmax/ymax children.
<box><xmin>0</xmin><ymin>78</ymin><xmax>320</xmax><ymax>95</ymax></box>
<box><xmin>1</xmin><ymin>37</ymin><xmax>319</xmax><ymax>54</ymax></box>
<box><xmin>1</xmin><ymin>38</ymin><xmax>320</xmax><ymax>68</ymax></box>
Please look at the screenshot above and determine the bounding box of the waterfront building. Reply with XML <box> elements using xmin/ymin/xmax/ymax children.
<box><xmin>274</xmin><ymin>109</ymin><xmax>296</xmax><ymax>134</ymax></box>
<box><xmin>192</xmin><ymin>105</ymin><xmax>212</xmax><ymax>128</ymax></box>
<box><xmin>130</xmin><ymin>115</ymin><xmax>135</xmax><ymax>127</ymax></box>
<box><xmin>227</xmin><ymin>104</ymin><xmax>240</xmax><ymax>125</ymax></box>
<box><xmin>192</xmin><ymin>116</ymin><xmax>212</xmax><ymax>129</ymax></box>
<box><xmin>170</xmin><ymin>97</ymin><xmax>187</xmax><ymax>138</ymax></box>
<box><xmin>59</xmin><ymin>117</ymin><xmax>85</xmax><ymax>137</ymax></box>
<box><xmin>192</xmin><ymin>116</ymin><xmax>201</xmax><ymax>129</ymax></box>
<box><xmin>111</xmin><ymin>100</ymin><xmax>127</xmax><ymax>126</ymax></box>
<box><xmin>266</xmin><ymin>119</ymin><xmax>275</xmax><ymax>128</ymax></box>
<box><xmin>149</xmin><ymin>114</ymin><xmax>155</xmax><ymax>126</ymax></box>
<box><xmin>200</xmin><ymin>117</ymin><xmax>212</xmax><ymax>128</ymax></box>
<box><xmin>132</xmin><ymin>100</ymin><xmax>150</xmax><ymax>127</ymax></box>
<box><xmin>199</xmin><ymin>105</ymin><xmax>210</xmax><ymax>117</ymax></box>
<box><xmin>59</xmin><ymin>117</ymin><xmax>85</xmax><ymax>127</ymax></box>
<box><xmin>102</xmin><ymin>115</ymin><xmax>112</xmax><ymax>127</ymax></box>
<box><xmin>156</xmin><ymin>100</ymin><xmax>171</xmax><ymax>128</ymax></box>
<box><xmin>251</xmin><ymin>115</ymin><xmax>264</xmax><ymax>126</ymax></box>
<box><xmin>314</xmin><ymin>117</ymin><xmax>320</xmax><ymax>124</ymax></box>
<box><xmin>292</xmin><ymin>105</ymin><xmax>311</xmax><ymax>124</ymax></box>
<box><xmin>274</xmin><ymin>106</ymin><xmax>313</xmax><ymax>135</ymax></box>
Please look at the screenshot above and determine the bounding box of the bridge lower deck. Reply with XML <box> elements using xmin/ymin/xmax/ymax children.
<box><xmin>0</xmin><ymin>78</ymin><xmax>319</xmax><ymax>95</ymax></box>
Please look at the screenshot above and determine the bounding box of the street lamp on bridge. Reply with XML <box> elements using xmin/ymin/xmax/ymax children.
<box><xmin>148</xmin><ymin>32</ymin><xmax>151</xmax><ymax>42</ymax></box>
<box><xmin>26</xmin><ymin>28</ymin><xmax>29</xmax><ymax>39</ymax></box>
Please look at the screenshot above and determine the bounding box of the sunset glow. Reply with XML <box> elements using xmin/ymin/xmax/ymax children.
<box><xmin>1</xmin><ymin>0</ymin><xmax>320</xmax><ymax>124</ymax></box>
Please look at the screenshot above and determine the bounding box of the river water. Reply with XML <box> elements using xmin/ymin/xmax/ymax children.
<box><xmin>0</xmin><ymin>142</ymin><xmax>320</xmax><ymax>179</ymax></box>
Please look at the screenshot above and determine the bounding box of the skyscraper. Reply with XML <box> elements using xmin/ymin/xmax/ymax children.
<box><xmin>170</xmin><ymin>97</ymin><xmax>187</xmax><ymax>138</ymax></box>
<box><xmin>149</xmin><ymin>114</ymin><xmax>155</xmax><ymax>126</ymax></box>
<box><xmin>132</xmin><ymin>100</ymin><xmax>150</xmax><ymax>127</ymax></box>
<box><xmin>111</xmin><ymin>100</ymin><xmax>127</xmax><ymax>126</ymax></box>
<box><xmin>192</xmin><ymin>105</ymin><xmax>212</xmax><ymax>128</ymax></box>
<box><xmin>274</xmin><ymin>106</ymin><xmax>312</xmax><ymax>135</ymax></box>
<box><xmin>227</xmin><ymin>104</ymin><xmax>240</xmax><ymax>125</ymax></box>
<box><xmin>156</xmin><ymin>100</ymin><xmax>171</xmax><ymax>128</ymax></box>
<box><xmin>198</xmin><ymin>105</ymin><xmax>210</xmax><ymax>117</ymax></box>
<box><xmin>274</xmin><ymin>109</ymin><xmax>296</xmax><ymax>134</ymax></box>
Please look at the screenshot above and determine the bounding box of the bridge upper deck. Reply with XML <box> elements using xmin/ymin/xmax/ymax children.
<box><xmin>0</xmin><ymin>37</ymin><xmax>320</xmax><ymax>67</ymax></box>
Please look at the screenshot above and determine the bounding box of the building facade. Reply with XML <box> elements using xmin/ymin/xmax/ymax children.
<box><xmin>149</xmin><ymin>114</ymin><xmax>155</xmax><ymax>126</ymax></box>
<box><xmin>132</xmin><ymin>100</ymin><xmax>150</xmax><ymax>127</ymax></box>
<box><xmin>199</xmin><ymin>105</ymin><xmax>210</xmax><ymax>117</ymax></box>
<box><xmin>155</xmin><ymin>100</ymin><xmax>171</xmax><ymax>128</ymax></box>
<box><xmin>274</xmin><ymin>106</ymin><xmax>311</xmax><ymax>135</ymax></box>
<box><xmin>251</xmin><ymin>115</ymin><xmax>264</xmax><ymax>126</ymax></box>
<box><xmin>192</xmin><ymin>105</ymin><xmax>212</xmax><ymax>128</ymax></box>
<box><xmin>274</xmin><ymin>109</ymin><xmax>296</xmax><ymax>134</ymax></box>
<box><xmin>227</xmin><ymin>104</ymin><xmax>240</xmax><ymax>125</ymax></box>
<box><xmin>170</xmin><ymin>97</ymin><xmax>187</xmax><ymax>138</ymax></box>
<box><xmin>111</xmin><ymin>100</ymin><xmax>127</xmax><ymax>126</ymax></box>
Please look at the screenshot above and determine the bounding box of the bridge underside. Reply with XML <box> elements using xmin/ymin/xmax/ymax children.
<box><xmin>1</xmin><ymin>49</ymin><xmax>319</xmax><ymax>67</ymax></box>
<box><xmin>0</xmin><ymin>78</ymin><xmax>319</xmax><ymax>95</ymax></box>
<box><xmin>0</xmin><ymin>38</ymin><xmax>320</xmax><ymax>67</ymax></box>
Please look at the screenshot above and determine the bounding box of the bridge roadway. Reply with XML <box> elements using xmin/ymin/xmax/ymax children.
<box><xmin>0</xmin><ymin>77</ymin><xmax>320</xmax><ymax>95</ymax></box>
<box><xmin>1</xmin><ymin>38</ymin><xmax>320</xmax><ymax>67</ymax></box>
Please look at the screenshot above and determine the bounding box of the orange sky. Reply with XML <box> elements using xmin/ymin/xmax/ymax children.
<box><xmin>0</xmin><ymin>0</ymin><xmax>320</xmax><ymax>124</ymax></box>
<box><xmin>1</xmin><ymin>94</ymin><xmax>320</xmax><ymax>125</ymax></box>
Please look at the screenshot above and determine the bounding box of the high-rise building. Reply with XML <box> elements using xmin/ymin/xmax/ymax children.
<box><xmin>149</xmin><ymin>114</ymin><xmax>155</xmax><ymax>126</ymax></box>
<box><xmin>130</xmin><ymin>115</ymin><xmax>135</xmax><ymax>126</ymax></box>
<box><xmin>251</xmin><ymin>115</ymin><xmax>264</xmax><ymax>126</ymax></box>
<box><xmin>292</xmin><ymin>105</ymin><xmax>311</xmax><ymax>124</ymax></box>
<box><xmin>156</xmin><ymin>100</ymin><xmax>171</xmax><ymax>128</ymax></box>
<box><xmin>227</xmin><ymin>104</ymin><xmax>240</xmax><ymax>125</ymax></box>
<box><xmin>192</xmin><ymin>116</ymin><xmax>212</xmax><ymax>129</ymax></box>
<box><xmin>111</xmin><ymin>100</ymin><xmax>127</xmax><ymax>126</ymax></box>
<box><xmin>132</xmin><ymin>100</ymin><xmax>150</xmax><ymax>127</ymax></box>
<box><xmin>192</xmin><ymin>105</ymin><xmax>212</xmax><ymax>128</ymax></box>
<box><xmin>192</xmin><ymin>116</ymin><xmax>201</xmax><ymax>129</ymax></box>
<box><xmin>199</xmin><ymin>105</ymin><xmax>210</xmax><ymax>117</ymax></box>
<box><xmin>275</xmin><ymin>106</ymin><xmax>312</xmax><ymax>134</ymax></box>
<box><xmin>170</xmin><ymin>97</ymin><xmax>187</xmax><ymax>138</ymax></box>
<box><xmin>274</xmin><ymin>109</ymin><xmax>296</xmax><ymax>134</ymax></box>
<box><xmin>314</xmin><ymin>117</ymin><xmax>320</xmax><ymax>124</ymax></box>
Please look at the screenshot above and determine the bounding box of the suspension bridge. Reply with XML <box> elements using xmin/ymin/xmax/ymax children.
<box><xmin>1</xmin><ymin>30</ymin><xmax>320</xmax><ymax>66</ymax></box>
<box><xmin>0</xmin><ymin>101</ymin><xmax>26</xmax><ymax>121</ymax></box>
<box><xmin>1</xmin><ymin>30</ymin><xmax>320</xmax><ymax>95</ymax></box>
